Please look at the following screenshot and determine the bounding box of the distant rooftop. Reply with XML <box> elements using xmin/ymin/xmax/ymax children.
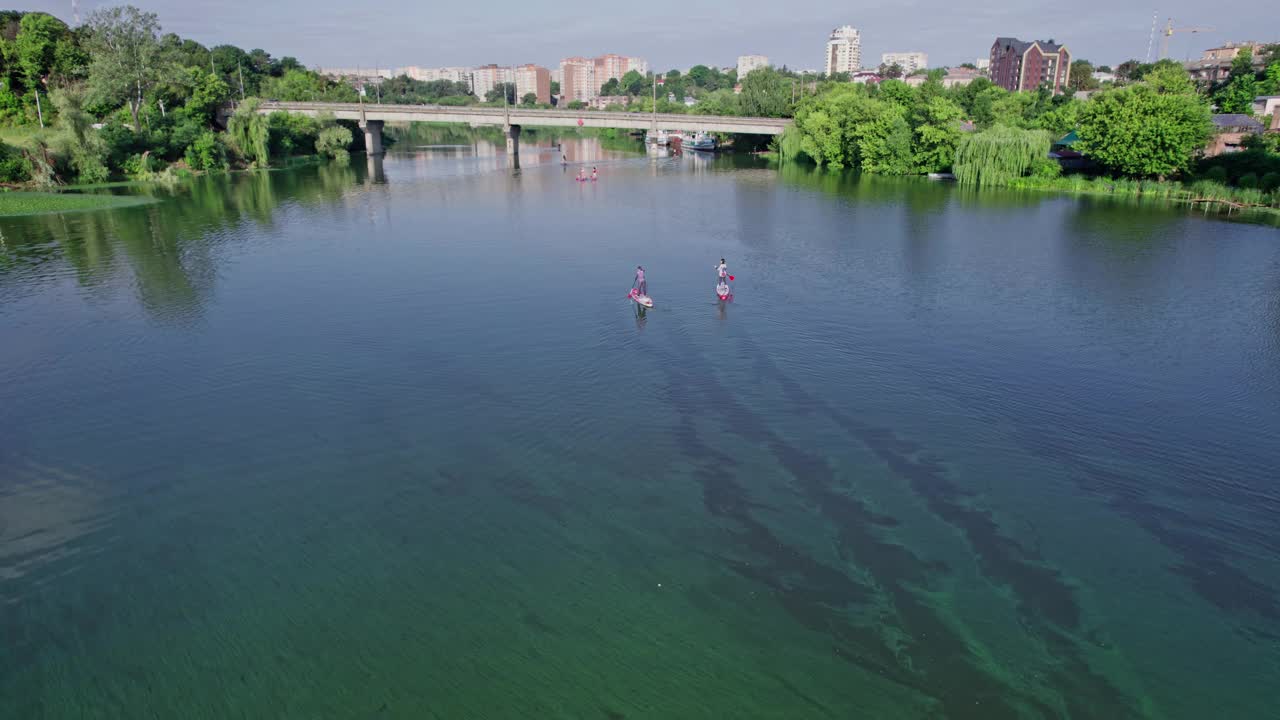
<box><xmin>1212</xmin><ymin>114</ymin><xmax>1264</xmax><ymax>131</ymax></box>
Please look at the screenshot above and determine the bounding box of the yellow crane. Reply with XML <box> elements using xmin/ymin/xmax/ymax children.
<box><xmin>1159</xmin><ymin>19</ymin><xmax>1215</xmax><ymax>60</ymax></box>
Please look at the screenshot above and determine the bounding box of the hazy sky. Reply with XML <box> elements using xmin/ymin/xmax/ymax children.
<box><xmin>17</xmin><ymin>0</ymin><xmax>1275</xmax><ymax>71</ymax></box>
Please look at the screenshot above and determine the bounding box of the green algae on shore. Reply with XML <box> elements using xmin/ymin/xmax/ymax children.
<box><xmin>0</xmin><ymin>191</ymin><xmax>156</xmax><ymax>217</ymax></box>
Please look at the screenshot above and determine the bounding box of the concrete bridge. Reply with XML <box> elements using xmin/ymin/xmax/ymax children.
<box><xmin>251</xmin><ymin>101</ymin><xmax>792</xmax><ymax>157</ymax></box>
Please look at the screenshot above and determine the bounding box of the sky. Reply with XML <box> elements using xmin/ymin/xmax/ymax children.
<box><xmin>16</xmin><ymin>0</ymin><xmax>1276</xmax><ymax>71</ymax></box>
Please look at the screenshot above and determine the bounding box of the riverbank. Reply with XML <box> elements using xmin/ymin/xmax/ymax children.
<box><xmin>1004</xmin><ymin>175</ymin><xmax>1280</xmax><ymax>219</ymax></box>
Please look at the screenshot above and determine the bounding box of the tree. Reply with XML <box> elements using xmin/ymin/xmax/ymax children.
<box><xmin>550</xmin><ymin>80</ymin><xmax>559</xmax><ymax>95</ymax></box>
<box><xmin>15</xmin><ymin>12</ymin><xmax>68</xmax><ymax>91</ymax></box>
<box><xmin>688</xmin><ymin>64</ymin><xmax>712</xmax><ymax>88</ymax></box>
<box><xmin>1263</xmin><ymin>62</ymin><xmax>1280</xmax><ymax>95</ymax></box>
<box><xmin>953</xmin><ymin>125</ymin><xmax>1051</xmax><ymax>186</ymax></box>
<box><xmin>792</xmin><ymin>86</ymin><xmax>912</xmax><ymax>172</ymax></box>
<box><xmin>484</xmin><ymin>82</ymin><xmax>515</xmax><ymax>104</ymax></box>
<box><xmin>959</xmin><ymin>63</ymin><xmax>978</xmax><ymax>70</ymax></box>
<box><xmin>182</xmin><ymin>67</ymin><xmax>230</xmax><ymax>123</ymax></box>
<box><xmin>1068</xmin><ymin>60</ymin><xmax>1098</xmax><ymax>91</ymax></box>
<box><xmin>599</xmin><ymin>78</ymin><xmax>621</xmax><ymax>96</ymax></box>
<box><xmin>876</xmin><ymin>78</ymin><xmax>916</xmax><ymax>109</ymax></box>
<box><xmin>913</xmin><ymin>95</ymin><xmax>965</xmax><ymax>173</ymax></box>
<box><xmin>1214</xmin><ymin>48</ymin><xmax>1259</xmax><ymax>113</ymax></box>
<box><xmin>878</xmin><ymin>63</ymin><xmax>905</xmax><ymax>79</ymax></box>
<box><xmin>1076</xmin><ymin>70</ymin><xmax>1212</xmax><ymax>179</ymax></box>
<box><xmin>620</xmin><ymin>69</ymin><xmax>645</xmax><ymax>96</ymax></box>
<box><xmin>738</xmin><ymin>66</ymin><xmax>790</xmax><ymax>117</ymax></box>
<box><xmin>84</xmin><ymin>5</ymin><xmax>179</xmax><ymax>129</ymax></box>
<box><xmin>521</xmin><ymin>92</ymin><xmax>537</xmax><ymax>106</ymax></box>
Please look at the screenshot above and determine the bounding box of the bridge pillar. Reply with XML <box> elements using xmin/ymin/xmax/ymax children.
<box><xmin>360</xmin><ymin>120</ymin><xmax>385</xmax><ymax>156</ymax></box>
<box><xmin>505</xmin><ymin>123</ymin><xmax>521</xmax><ymax>159</ymax></box>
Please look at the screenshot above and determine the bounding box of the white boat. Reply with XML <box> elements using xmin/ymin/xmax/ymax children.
<box><xmin>645</xmin><ymin>129</ymin><xmax>669</xmax><ymax>146</ymax></box>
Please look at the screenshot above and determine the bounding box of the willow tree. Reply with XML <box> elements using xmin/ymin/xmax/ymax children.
<box><xmin>953</xmin><ymin>126</ymin><xmax>1051</xmax><ymax>187</ymax></box>
<box><xmin>227</xmin><ymin>98</ymin><xmax>270</xmax><ymax>168</ymax></box>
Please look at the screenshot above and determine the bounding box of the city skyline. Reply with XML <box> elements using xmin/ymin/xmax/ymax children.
<box><xmin>11</xmin><ymin>0</ymin><xmax>1275</xmax><ymax>72</ymax></box>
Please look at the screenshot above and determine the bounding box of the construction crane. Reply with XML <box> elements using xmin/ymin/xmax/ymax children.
<box><xmin>1159</xmin><ymin>18</ymin><xmax>1214</xmax><ymax>60</ymax></box>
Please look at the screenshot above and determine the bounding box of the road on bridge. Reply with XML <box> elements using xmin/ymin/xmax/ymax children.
<box><xmin>254</xmin><ymin>101</ymin><xmax>792</xmax><ymax>136</ymax></box>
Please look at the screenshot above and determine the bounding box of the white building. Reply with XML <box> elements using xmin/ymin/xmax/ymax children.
<box><xmin>627</xmin><ymin>57</ymin><xmax>649</xmax><ymax>76</ymax></box>
<box><xmin>975</xmin><ymin>58</ymin><xmax>991</xmax><ymax>71</ymax></box>
<box><xmin>397</xmin><ymin>66</ymin><xmax>472</xmax><ymax>86</ymax></box>
<box><xmin>471</xmin><ymin>64</ymin><xmax>514</xmax><ymax>100</ymax></box>
<box><xmin>824</xmin><ymin>25</ymin><xmax>861</xmax><ymax>77</ymax></box>
<box><xmin>880</xmin><ymin>52</ymin><xmax>928</xmax><ymax>74</ymax></box>
<box><xmin>737</xmin><ymin>54</ymin><xmax>769</xmax><ymax>78</ymax></box>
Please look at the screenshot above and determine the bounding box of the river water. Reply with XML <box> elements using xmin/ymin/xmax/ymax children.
<box><xmin>2</xmin><ymin>134</ymin><xmax>1278</xmax><ymax>719</ymax></box>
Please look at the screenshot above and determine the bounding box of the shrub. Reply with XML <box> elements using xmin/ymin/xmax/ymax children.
<box><xmin>1031</xmin><ymin>157</ymin><xmax>1062</xmax><ymax>178</ymax></box>
<box><xmin>184</xmin><ymin>131</ymin><xmax>226</xmax><ymax>172</ymax></box>
<box><xmin>0</xmin><ymin>142</ymin><xmax>32</xmax><ymax>183</ymax></box>
<box><xmin>1238</xmin><ymin>172</ymin><xmax>1259</xmax><ymax>189</ymax></box>
<box><xmin>316</xmin><ymin>125</ymin><xmax>353</xmax><ymax>158</ymax></box>
<box><xmin>122</xmin><ymin>152</ymin><xmax>163</xmax><ymax>180</ymax></box>
<box><xmin>1202</xmin><ymin>166</ymin><xmax>1229</xmax><ymax>184</ymax></box>
<box><xmin>1261</xmin><ymin>172</ymin><xmax>1280</xmax><ymax>192</ymax></box>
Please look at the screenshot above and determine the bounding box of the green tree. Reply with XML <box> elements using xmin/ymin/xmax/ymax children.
<box><xmin>953</xmin><ymin>125</ymin><xmax>1051</xmax><ymax>186</ymax></box>
<box><xmin>1068</xmin><ymin>60</ymin><xmax>1098</xmax><ymax>91</ymax></box>
<box><xmin>178</xmin><ymin>66</ymin><xmax>229</xmax><ymax>123</ymax></box>
<box><xmin>1214</xmin><ymin>48</ymin><xmax>1260</xmax><ymax>113</ymax></box>
<box><xmin>1076</xmin><ymin>71</ymin><xmax>1213</xmax><ymax>179</ymax></box>
<box><xmin>599</xmin><ymin>78</ymin><xmax>620</xmax><ymax>96</ymax></box>
<box><xmin>315</xmin><ymin>125</ymin><xmax>352</xmax><ymax>158</ymax></box>
<box><xmin>84</xmin><ymin>5</ymin><xmax>179</xmax><ymax>129</ymax></box>
<box><xmin>521</xmin><ymin>92</ymin><xmax>537</xmax><ymax>106</ymax></box>
<box><xmin>878</xmin><ymin>63</ymin><xmax>904</xmax><ymax>79</ymax></box>
<box><xmin>620</xmin><ymin>69</ymin><xmax>645</xmax><ymax>96</ymax></box>
<box><xmin>875</xmin><ymin>78</ymin><xmax>917</xmax><ymax>109</ymax></box>
<box><xmin>549</xmin><ymin>80</ymin><xmax>559</xmax><ymax>95</ymax></box>
<box><xmin>484</xmin><ymin>82</ymin><xmax>515</xmax><ymax>104</ymax></box>
<box><xmin>738</xmin><ymin>66</ymin><xmax>790</xmax><ymax>117</ymax></box>
<box><xmin>792</xmin><ymin>86</ymin><xmax>912</xmax><ymax>173</ymax></box>
<box><xmin>1263</xmin><ymin>62</ymin><xmax>1280</xmax><ymax>95</ymax></box>
<box><xmin>913</xmin><ymin>95</ymin><xmax>965</xmax><ymax>173</ymax></box>
<box><xmin>687</xmin><ymin>64</ymin><xmax>712</xmax><ymax>88</ymax></box>
<box><xmin>15</xmin><ymin>13</ymin><xmax>68</xmax><ymax>91</ymax></box>
<box><xmin>227</xmin><ymin>97</ymin><xmax>269</xmax><ymax>167</ymax></box>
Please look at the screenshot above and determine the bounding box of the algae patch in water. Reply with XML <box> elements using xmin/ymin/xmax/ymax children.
<box><xmin>0</xmin><ymin>192</ymin><xmax>156</xmax><ymax>217</ymax></box>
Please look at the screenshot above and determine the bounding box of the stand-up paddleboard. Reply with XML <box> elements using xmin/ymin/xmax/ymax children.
<box><xmin>628</xmin><ymin>289</ymin><xmax>654</xmax><ymax>308</ymax></box>
<box><xmin>716</xmin><ymin>282</ymin><xmax>731</xmax><ymax>301</ymax></box>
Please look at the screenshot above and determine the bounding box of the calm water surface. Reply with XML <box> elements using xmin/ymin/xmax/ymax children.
<box><xmin>2</xmin><ymin>135</ymin><xmax>1279</xmax><ymax>719</ymax></box>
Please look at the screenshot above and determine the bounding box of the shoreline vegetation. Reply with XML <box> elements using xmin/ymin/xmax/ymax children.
<box><xmin>2</xmin><ymin>6</ymin><xmax>1278</xmax><ymax>221</ymax></box>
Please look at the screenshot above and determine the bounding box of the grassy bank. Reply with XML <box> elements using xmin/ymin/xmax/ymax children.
<box><xmin>1005</xmin><ymin>175</ymin><xmax>1280</xmax><ymax>215</ymax></box>
<box><xmin>0</xmin><ymin>191</ymin><xmax>157</xmax><ymax>217</ymax></box>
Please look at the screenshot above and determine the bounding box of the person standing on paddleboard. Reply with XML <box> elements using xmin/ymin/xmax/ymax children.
<box><xmin>714</xmin><ymin>258</ymin><xmax>729</xmax><ymax>284</ymax></box>
<box><xmin>633</xmin><ymin>266</ymin><xmax>647</xmax><ymax>296</ymax></box>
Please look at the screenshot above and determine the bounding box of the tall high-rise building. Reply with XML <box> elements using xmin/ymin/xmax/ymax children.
<box><xmin>592</xmin><ymin>54</ymin><xmax>647</xmax><ymax>91</ymax></box>
<box><xmin>825</xmin><ymin>26</ymin><xmax>862</xmax><ymax>77</ymax></box>
<box><xmin>471</xmin><ymin>64</ymin><xmax>514</xmax><ymax>100</ymax></box>
<box><xmin>880</xmin><ymin>52</ymin><xmax>928</xmax><ymax>74</ymax></box>
<box><xmin>737</xmin><ymin>54</ymin><xmax>769</xmax><ymax>78</ymax></box>
<box><xmin>560</xmin><ymin>57</ymin><xmax>597</xmax><ymax>102</ymax></box>
<box><xmin>515</xmin><ymin>64</ymin><xmax>551</xmax><ymax>105</ymax></box>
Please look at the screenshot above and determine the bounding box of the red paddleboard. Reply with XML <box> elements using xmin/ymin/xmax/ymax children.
<box><xmin>628</xmin><ymin>289</ymin><xmax>654</xmax><ymax>308</ymax></box>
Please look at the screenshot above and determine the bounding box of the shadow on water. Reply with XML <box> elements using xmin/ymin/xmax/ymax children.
<box><xmin>643</xmin><ymin>310</ymin><xmax>1147</xmax><ymax>718</ymax></box>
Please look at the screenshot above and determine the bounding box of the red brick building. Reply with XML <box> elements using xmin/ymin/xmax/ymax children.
<box><xmin>990</xmin><ymin>38</ymin><xmax>1072</xmax><ymax>94</ymax></box>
